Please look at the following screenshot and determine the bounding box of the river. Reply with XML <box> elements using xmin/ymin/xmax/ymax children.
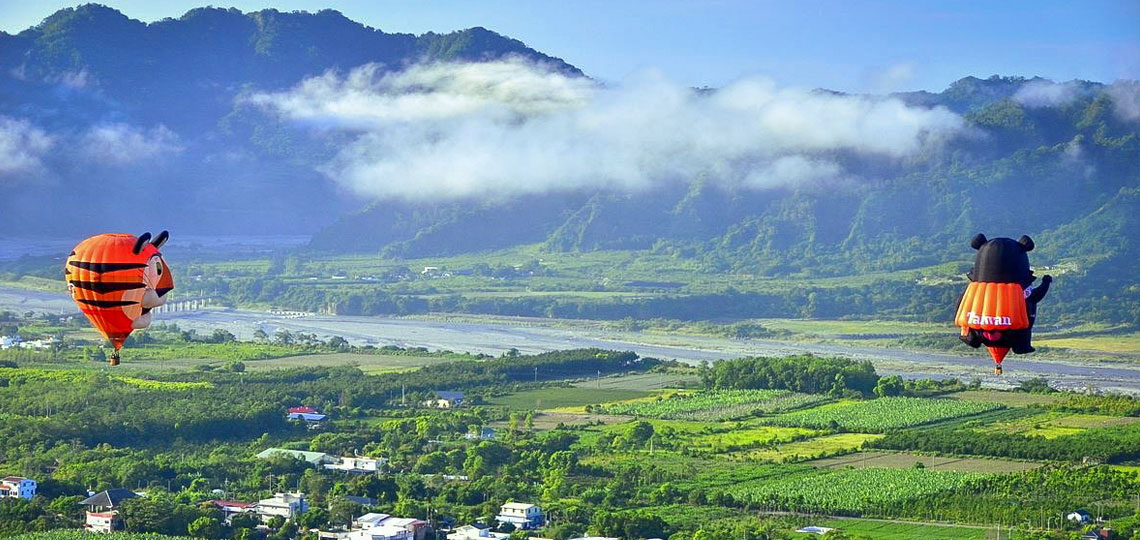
<box><xmin>3</xmin><ymin>285</ymin><xmax>1139</xmax><ymax>393</ymax></box>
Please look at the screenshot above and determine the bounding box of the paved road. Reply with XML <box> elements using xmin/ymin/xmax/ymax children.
<box><xmin>5</xmin><ymin>285</ymin><xmax>1140</xmax><ymax>393</ymax></box>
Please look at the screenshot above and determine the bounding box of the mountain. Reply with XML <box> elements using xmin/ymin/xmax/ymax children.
<box><xmin>0</xmin><ymin>4</ymin><xmax>580</xmax><ymax>234</ymax></box>
<box><xmin>2</xmin><ymin>6</ymin><xmax>1139</xmax><ymax>325</ymax></box>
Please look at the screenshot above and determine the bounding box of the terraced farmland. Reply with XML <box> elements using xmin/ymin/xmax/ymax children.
<box><xmin>762</xmin><ymin>397</ymin><xmax>1003</xmax><ymax>432</ymax></box>
<box><xmin>597</xmin><ymin>389</ymin><xmax>830</xmax><ymax>421</ymax></box>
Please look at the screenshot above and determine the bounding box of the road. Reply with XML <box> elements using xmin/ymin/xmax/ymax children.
<box><xmin>5</xmin><ymin>285</ymin><xmax>1140</xmax><ymax>393</ymax></box>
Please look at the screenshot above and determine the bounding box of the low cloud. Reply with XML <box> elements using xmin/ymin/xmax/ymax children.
<box><xmin>251</xmin><ymin>59</ymin><xmax>967</xmax><ymax>200</ymax></box>
<box><xmin>1013</xmin><ymin>79</ymin><xmax>1085</xmax><ymax>108</ymax></box>
<box><xmin>81</xmin><ymin>123</ymin><xmax>182</xmax><ymax>165</ymax></box>
<box><xmin>0</xmin><ymin>116</ymin><xmax>53</xmax><ymax>180</ymax></box>
<box><xmin>1107</xmin><ymin>80</ymin><xmax>1140</xmax><ymax>122</ymax></box>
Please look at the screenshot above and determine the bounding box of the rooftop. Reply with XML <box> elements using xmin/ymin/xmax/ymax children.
<box><xmin>256</xmin><ymin>448</ymin><xmax>331</xmax><ymax>464</ymax></box>
<box><xmin>501</xmin><ymin>502</ymin><xmax>538</xmax><ymax>511</ymax></box>
<box><xmin>80</xmin><ymin>489</ymin><xmax>138</xmax><ymax>508</ymax></box>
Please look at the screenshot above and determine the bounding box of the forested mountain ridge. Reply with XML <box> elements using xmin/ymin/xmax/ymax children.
<box><xmin>0</xmin><ymin>4</ymin><xmax>579</xmax><ymax>234</ymax></box>
<box><xmin>2</xmin><ymin>5</ymin><xmax>1139</xmax><ymax>327</ymax></box>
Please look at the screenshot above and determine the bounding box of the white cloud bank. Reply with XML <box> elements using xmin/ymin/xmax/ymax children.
<box><xmin>250</xmin><ymin>58</ymin><xmax>968</xmax><ymax>200</ymax></box>
<box><xmin>0</xmin><ymin>116</ymin><xmax>53</xmax><ymax>180</ymax></box>
<box><xmin>1013</xmin><ymin>79</ymin><xmax>1085</xmax><ymax>108</ymax></box>
<box><xmin>1108</xmin><ymin>80</ymin><xmax>1140</xmax><ymax>122</ymax></box>
<box><xmin>81</xmin><ymin>123</ymin><xmax>182</xmax><ymax>165</ymax></box>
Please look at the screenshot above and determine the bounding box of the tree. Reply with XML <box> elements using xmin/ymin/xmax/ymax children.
<box><xmin>253</xmin><ymin>328</ymin><xmax>269</xmax><ymax>342</ymax></box>
<box><xmin>188</xmin><ymin>516</ymin><xmax>222</xmax><ymax>539</ymax></box>
<box><xmin>873</xmin><ymin>375</ymin><xmax>904</xmax><ymax>397</ymax></box>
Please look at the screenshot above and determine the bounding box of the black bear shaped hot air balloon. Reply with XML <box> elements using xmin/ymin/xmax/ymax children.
<box><xmin>954</xmin><ymin>234</ymin><xmax>1052</xmax><ymax>374</ymax></box>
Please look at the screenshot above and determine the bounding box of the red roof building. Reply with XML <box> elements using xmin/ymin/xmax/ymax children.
<box><xmin>288</xmin><ymin>406</ymin><xmax>318</xmax><ymax>414</ymax></box>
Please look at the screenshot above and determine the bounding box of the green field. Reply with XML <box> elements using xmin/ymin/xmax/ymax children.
<box><xmin>572</xmin><ymin>372</ymin><xmax>701</xmax><ymax>390</ymax></box>
<box><xmin>946</xmin><ymin>390</ymin><xmax>1063</xmax><ymax>407</ymax></box>
<box><xmin>1036</xmin><ymin>332</ymin><xmax>1140</xmax><ymax>353</ymax></box>
<box><xmin>763</xmin><ymin>397</ymin><xmax>1004</xmax><ymax>432</ymax></box>
<box><xmin>598</xmin><ymin>389</ymin><xmax>831</xmax><ymax>421</ymax></box>
<box><xmin>803</xmin><ymin>518</ymin><xmax>994</xmax><ymax>539</ymax></box>
<box><xmin>487</xmin><ymin>387</ymin><xmax>651</xmax><ymax>410</ymax></box>
<box><xmin>807</xmin><ymin>451</ymin><xmax>1043</xmax><ymax>473</ymax></box>
<box><xmin>689</xmin><ymin>425</ymin><xmax>820</xmax><ymax>452</ymax></box>
<box><xmin>730</xmin><ymin>433</ymin><xmax>883</xmax><ymax>462</ymax></box>
<box><xmin>977</xmin><ymin>411</ymin><xmax>1139</xmax><ymax>439</ymax></box>
<box><xmin>726</xmin><ymin>466</ymin><xmax>990</xmax><ymax>514</ymax></box>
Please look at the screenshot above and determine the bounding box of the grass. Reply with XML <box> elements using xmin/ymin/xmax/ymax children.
<box><xmin>1036</xmin><ymin>332</ymin><xmax>1140</xmax><ymax>353</ymax></box>
<box><xmin>487</xmin><ymin>387</ymin><xmax>651</xmax><ymax>410</ymax></box>
<box><xmin>977</xmin><ymin>411</ymin><xmax>1139</xmax><ymax>439</ymax></box>
<box><xmin>689</xmin><ymin>426</ymin><xmax>820</xmax><ymax>452</ymax></box>
<box><xmin>762</xmin><ymin>397</ymin><xmax>1003</xmax><ymax>433</ymax></box>
<box><xmin>945</xmin><ymin>390</ymin><xmax>1063</xmax><ymax>407</ymax></box>
<box><xmin>728</xmin><ymin>433</ymin><xmax>884</xmax><ymax>463</ymax></box>
<box><xmin>803</xmin><ymin>518</ymin><xmax>993</xmax><ymax>539</ymax></box>
<box><xmin>242</xmin><ymin>353</ymin><xmax>453</xmax><ymax>374</ymax></box>
<box><xmin>571</xmin><ymin>372</ymin><xmax>701</xmax><ymax>390</ymax></box>
<box><xmin>807</xmin><ymin>451</ymin><xmax>1043</xmax><ymax>474</ymax></box>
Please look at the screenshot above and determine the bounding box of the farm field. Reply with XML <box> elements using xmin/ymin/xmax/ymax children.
<box><xmin>762</xmin><ymin>396</ymin><xmax>1004</xmax><ymax>432</ymax></box>
<box><xmin>807</xmin><ymin>451</ymin><xmax>1043</xmax><ymax>473</ymax></box>
<box><xmin>688</xmin><ymin>425</ymin><xmax>819</xmax><ymax>452</ymax></box>
<box><xmin>802</xmin><ymin>518</ymin><xmax>993</xmax><ymax>540</ymax></box>
<box><xmin>1036</xmin><ymin>332</ymin><xmax>1140</xmax><ymax>354</ymax></box>
<box><xmin>728</xmin><ymin>433</ymin><xmax>884</xmax><ymax>462</ymax></box>
<box><xmin>598</xmin><ymin>389</ymin><xmax>831</xmax><ymax>421</ymax></box>
<box><xmin>977</xmin><ymin>411</ymin><xmax>1139</xmax><ymax>439</ymax></box>
<box><xmin>486</xmin><ymin>387</ymin><xmax>651</xmax><ymax>410</ymax></box>
<box><xmin>945</xmin><ymin>390</ymin><xmax>1063</xmax><ymax>407</ymax></box>
<box><xmin>725</xmin><ymin>466</ymin><xmax>990</xmax><ymax>514</ymax></box>
<box><xmin>572</xmin><ymin>372</ymin><xmax>701</xmax><ymax>390</ymax></box>
<box><xmin>240</xmin><ymin>352</ymin><xmax>455</xmax><ymax>373</ymax></box>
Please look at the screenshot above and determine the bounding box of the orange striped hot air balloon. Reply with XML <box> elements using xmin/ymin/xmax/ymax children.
<box><xmin>65</xmin><ymin>231</ymin><xmax>174</xmax><ymax>366</ymax></box>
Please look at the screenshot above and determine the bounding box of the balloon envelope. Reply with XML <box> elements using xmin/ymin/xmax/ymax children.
<box><xmin>65</xmin><ymin>233</ymin><xmax>173</xmax><ymax>364</ymax></box>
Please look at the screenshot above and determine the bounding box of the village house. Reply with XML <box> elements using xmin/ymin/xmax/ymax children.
<box><xmin>320</xmin><ymin>512</ymin><xmax>430</xmax><ymax>540</ymax></box>
<box><xmin>80</xmin><ymin>489</ymin><xmax>138</xmax><ymax>533</ymax></box>
<box><xmin>446</xmin><ymin>524</ymin><xmax>507</xmax><ymax>540</ymax></box>
<box><xmin>324</xmin><ymin>456</ymin><xmax>386</xmax><ymax>474</ymax></box>
<box><xmin>0</xmin><ymin>335</ymin><xmax>20</xmax><ymax>349</ymax></box>
<box><xmin>210</xmin><ymin>500</ymin><xmax>257</xmax><ymax>525</ymax></box>
<box><xmin>256</xmin><ymin>492</ymin><xmax>309</xmax><ymax>522</ymax></box>
<box><xmin>0</xmin><ymin>476</ymin><xmax>36</xmax><ymax>499</ymax></box>
<box><xmin>424</xmin><ymin>391</ymin><xmax>464</xmax><ymax>409</ymax></box>
<box><xmin>464</xmin><ymin>427</ymin><xmax>496</xmax><ymax>440</ymax></box>
<box><xmin>496</xmin><ymin>502</ymin><xmax>544</xmax><ymax>530</ymax></box>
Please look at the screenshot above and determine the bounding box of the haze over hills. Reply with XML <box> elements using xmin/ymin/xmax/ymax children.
<box><xmin>1</xmin><ymin>4</ymin><xmax>1139</xmax><ymax>327</ymax></box>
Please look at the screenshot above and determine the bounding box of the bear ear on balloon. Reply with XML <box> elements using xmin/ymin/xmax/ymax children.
<box><xmin>970</xmin><ymin>234</ymin><xmax>987</xmax><ymax>250</ymax></box>
<box><xmin>1018</xmin><ymin>235</ymin><xmax>1034</xmax><ymax>252</ymax></box>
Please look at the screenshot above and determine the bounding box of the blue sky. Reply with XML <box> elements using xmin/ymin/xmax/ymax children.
<box><xmin>1</xmin><ymin>0</ymin><xmax>1137</xmax><ymax>92</ymax></box>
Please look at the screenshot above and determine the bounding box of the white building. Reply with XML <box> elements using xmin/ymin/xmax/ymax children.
<box><xmin>496</xmin><ymin>502</ymin><xmax>544</xmax><ymax>530</ymax></box>
<box><xmin>80</xmin><ymin>489</ymin><xmax>138</xmax><ymax>533</ymax></box>
<box><xmin>346</xmin><ymin>513</ymin><xmax>429</xmax><ymax>540</ymax></box>
<box><xmin>325</xmin><ymin>456</ymin><xmax>386</xmax><ymax>474</ymax></box>
<box><xmin>0</xmin><ymin>476</ymin><xmax>36</xmax><ymax>499</ymax></box>
<box><xmin>257</xmin><ymin>492</ymin><xmax>309</xmax><ymax>522</ymax></box>
<box><xmin>447</xmin><ymin>525</ymin><xmax>508</xmax><ymax>540</ymax></box>
<box><xmin>423</xmin><ymin>391</ymin><xmax>464</xmax><ymax>409</ymax></box>
<box><xmin>0</xmin><ymin>336</ymin><xmax>20</xmax><ymax>349</ymax></box>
